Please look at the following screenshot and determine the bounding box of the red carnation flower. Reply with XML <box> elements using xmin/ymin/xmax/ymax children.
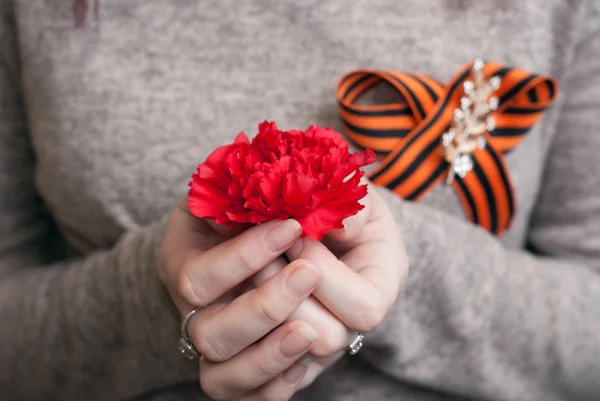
<box><xmin>188</xmin><ymin>121</ymin><xmax>376</xmax><ymax>240</ymax></box>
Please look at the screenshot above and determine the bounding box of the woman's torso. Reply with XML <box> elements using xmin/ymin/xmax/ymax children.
<box><xmin>13</xmin><ymin>0</ymin><xmax>579</xmax><ymax>399</ymax></box>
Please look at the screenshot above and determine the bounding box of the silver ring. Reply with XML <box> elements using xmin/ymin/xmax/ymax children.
<box><xmin>178</xmin><ymin>307</ymin><xmax>203</xmax><ymax>360</ymax></box>
<box><xmin>345</xmin><ymin>333</ymin><xmax>364</xmax><ymax>355</ymax></box>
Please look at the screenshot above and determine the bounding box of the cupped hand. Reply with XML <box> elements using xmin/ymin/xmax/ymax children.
<box><xmin>156</xmin><ymin>182</ymin><xmax>408</xmax><ymax>401</ymax></box>
<box><xmin>240</xmin><ymin>183</ymin><xmax>408</xmax><ymax>398</ymax></box>
<box><xmin>157</xmin><ymin>199</ymin><xmax>323</xmax><ymax>400</ymax></box>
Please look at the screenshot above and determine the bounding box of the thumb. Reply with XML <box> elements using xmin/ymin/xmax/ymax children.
<box><xmin>324</xmin><ymin>184</ymin><xmax>372</xmax><ymax>243</ymax></box>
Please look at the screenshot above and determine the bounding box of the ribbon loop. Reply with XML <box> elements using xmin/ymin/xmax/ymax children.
<box><xmin>336</xmin><ymin>60</ymin><xmax>559</xmax><ymax>235</ymax></box>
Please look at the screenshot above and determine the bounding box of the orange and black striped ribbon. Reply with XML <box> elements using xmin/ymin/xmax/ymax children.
<box><xmin>336</xmin><ymin>61</ymin><xmax>558</xmax><ymax>235</ymax></box>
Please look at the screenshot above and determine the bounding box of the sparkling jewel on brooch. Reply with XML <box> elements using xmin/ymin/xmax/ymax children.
<box><xmin>454</xmin><ymin>109</ymin><xmax>465</xmax><ymax>123</ymax></box>
<box><xmin>473</xmin><ymin>58</ymin><xmax>485</xmax><ymax>71</ymax></box>
<box><xmin>463</xmin><ymin>81</ymin><xmax>475</xmax><ymax>95</ymax></box>
<box><xmin>486</xmin><ymin>116</ymin><xmax>496</xmax><ymax>132</ymax></box>
<box><xmin>461</xmin><ymin>96</ymin><xmax>472</xmax><ymax>110</ymax></box>
<box><xmin>489</xmin><ymin>96</ymin><xmax>499</xmax><ymax>111</ymax></box>
<box><xmin>489</xmin><ymin>76</ymin><xmax>502</xmax><ymax>90</ymax></box>
<box><xmin>452</xmin><ymin>155</ymin><xmax>474</xmax><ymax>178</ymax></box>
<box><xmin>442</xmin><ymin>59</ymin><xmax>502</xmax><ymax>184</ymax></box>
<box><xmin>442</xmin><ymin>131</ymin><xmax>455</xmax><ymax>147</ymax></box>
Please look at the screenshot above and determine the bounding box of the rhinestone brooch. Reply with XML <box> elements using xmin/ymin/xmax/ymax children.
<box><xmin>442</xmin><ymin>59</ymin><xmax>501</xmax><ymax>184</ymax></box>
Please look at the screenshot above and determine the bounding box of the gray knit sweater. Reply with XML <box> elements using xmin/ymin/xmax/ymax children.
<box><xmin>1</xmin><ymin>0</ymin><xmax>599</xmax><ymax>400</ymax></box>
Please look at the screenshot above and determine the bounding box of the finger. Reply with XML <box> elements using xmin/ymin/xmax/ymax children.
<box><xmin>297</xmin><ymin>352</ymin><xmax>343</xmax><ymax>391</ymax></box>
<box><xmin>177</xmin><ymin>218</ymin><xmax>303</xmax><ymax>306</ymax></box>
<box><xmin>180</xmin><ymin>195</ymin><xmax>250</xmax><ymax>239</ymax></box>
<box><xmin>206</xmin><ymin>219</ymin><xmax>251</xmax><ymax>238</ymax></box>
<box><xmin>323</xmin><ymin>184</ymin><xmax>373</xmax><ymax>245</ymax></box>
<box><xmin>190</xmin><ymin>259</ymin><xmax>322</xmax><ymax>362</ymax></box>
<box><xmin>158</xmin><ymin>199</ymin><xmax>221</xmax><ymax>295</ymax></box>
<box><xmin>288</xmin><ymin>298</ymin><xmax>355</xmax><ymax>357</ymax></box>
<box><xmin>234</xmin><ymin>358</ymin><xmax>311</xmax><ymax>401</ymax></box>
<box><xmin>321</xmin><ymin>185</ymin><xmax>388</xmax><ymax>256</ymax></box>
<box><xmin>253</xmin><ymin>265</ymin><xmax>354</xmax><ymax>357</ymax></box>
<box><xmin>239</xmin><ymin>352</ymin><xmax>344</xmax><ymax>400</ymax></box>
<box><xmin>287</xmin><ymin>236</ymin><xmax>403</xmax><ymax>333</ymax></box>
<box><xmin>199</xmin><ymin>321</ymin><xmax>317</xmax><ymax>400</ymax></box>
<box><xmin>230</xmin><ymin>255</ymin><xmax>288</xmax><ymax>298</ymax></box>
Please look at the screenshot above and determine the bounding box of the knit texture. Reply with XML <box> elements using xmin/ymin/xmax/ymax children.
<box><xmin>1</xmin><ymin>0</ymin><xmax>600</xmax><ymax>400</ymax></box>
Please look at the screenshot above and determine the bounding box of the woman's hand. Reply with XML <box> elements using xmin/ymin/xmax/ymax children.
<box><xmin>247</xmin><ymin>183</ymin><xmax>408</xmax><ymax>395</ymax></box>
<box><xmin>156</xmin><ymin>182</ymin><xmax>408</xmax><ymax>400</ymax></box>
<box><xmin>157</xmin><ymin>200</ymin><xmax>324</xmax><ymax>400</ymax></box>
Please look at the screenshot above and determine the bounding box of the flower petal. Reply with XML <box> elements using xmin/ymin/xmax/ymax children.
<box><xmin>283</xmin><ymin>172</ymin><xmax>319</xmax><ymax>207</ymax></box>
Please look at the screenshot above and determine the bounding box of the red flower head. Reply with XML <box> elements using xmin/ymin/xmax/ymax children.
<box><xmin>188</xmin><ymin>121</ymin><xmax>376</xmax><ymax>240</ymax></box>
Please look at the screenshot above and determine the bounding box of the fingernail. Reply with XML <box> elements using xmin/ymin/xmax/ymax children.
<box><xmin>287</xmin><ymin>238</ymin><xmax>304</xmax><ymax>259</ymax></box>
<box><xmin>264</xmin><ymin>220</ymin><xmax>303</xmax><ymax>253</ymax></box>
<box><xmin>279</xmin><ymin>324</ymin><xmax>317</xmax><ymax>358</ymax></box>
<box><xmin>285</xmin><ymin>263</ymin><xmax>321</xmax><ymax>298</ymax></box>
<box><xmin>282</xmin><ymin>362</ymin><xmax>309</xmax><ymax>383</ymax></box>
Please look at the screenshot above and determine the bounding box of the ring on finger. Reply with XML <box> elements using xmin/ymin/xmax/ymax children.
<box><xmin>345</xmin><ymin>333</ymin><xmax>365</xmax><ymax>355</ymax></box>
<box><xmin>179</xmin><ymin>306</ymin><xmax>204</xmax><ymax>360</ymax></box>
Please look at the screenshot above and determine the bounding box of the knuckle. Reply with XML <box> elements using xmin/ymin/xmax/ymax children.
<box><xmin>231</xmin><ymin>246</ymin><xmax>259</xmax><ymax>276</ymax></box>
<box><xmin>193</xmin><ymin>328</ymin><xmax>230</xmax><ymax>362</ymax></box>
<box><xmin>251</xmin><ymin>357</ymin><xmax>281</xmax><ymax>382</ymax></box>
<box><xmin>312</xmin><ymin>326</ymin><xmax>347</xmax><ymax>357</ymax></box>
<box><xmin>177</xmin><ymin>260</ymin><xmax>209</xmax><ymax>305</ymax></box>
<box><xmin>355</xmin><ymin>296</ymin><xmax>387</xmax><ymax>332</ymax></box>
<box><xmin>255</xmin><ymin>295</ymin><xmax>286</xmax><ymax>327</ymax></box>
<box><xmin>199</xmin><ymin>372</ymin><xmax>227</xmax><ymax>400</ymax></box>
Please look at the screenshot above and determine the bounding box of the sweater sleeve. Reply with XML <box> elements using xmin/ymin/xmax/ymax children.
<box><xmin>0</xmin><ymin>4</ymin><xmax>198</xmax><ymax>400</ymax></box>
<box><xmin>361</xmin><ymin>3</ymin><xmax>600</xmax><ymax>401</ymax></box>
